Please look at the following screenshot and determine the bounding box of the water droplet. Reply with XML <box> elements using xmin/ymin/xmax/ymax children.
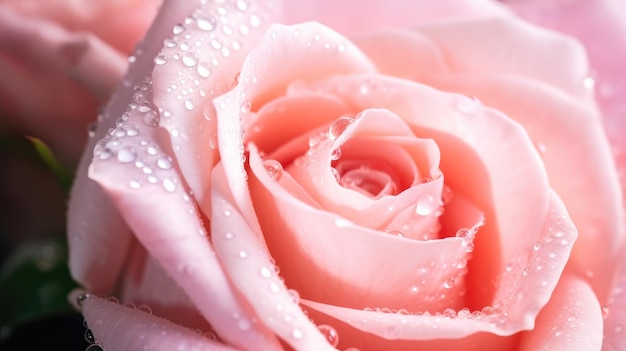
<box><xmin>224</xmin><ymin>209</ymin><xmax>232</xmax><ymax>217</ymax></box>
<box><xmin>196</xmin><ymin>62</ymin><xmax>212</xmax><ymax>78</ymax></box>
<box><xmin>136</xmin><ymin>304</ymin><xmax>152</xmax><ymax>314</ymax></box>
<box><xmin>330</xmin><ymin>148</ymin><xmax>342</xmax><ymax>161</ymax></box>
<box><xmin>287</xmin><ymin>289</ymin><xmax>300</xmax><ymax>304</ymax></box>
<box><xmin>291</xmin><ymin>328</ymin><xmax>304</xmax><ymax>339</ymax></box>
<box><xmin>129</xmin><ymin>181</ymin><xmax>140</xmax><ymax>189</ymax></box>
<box><xmin>443</xmin><ymin>277</ymin><xmax>455</xmax><ymax>289</ymax></box>
<box><xmin>85</xmin><ymin>344</ymin><xmax>104</xmax><ymax>351</ymax></box>
<box><xmin>317</xmin><ymin>325</ymin><xmax>339</xmax><ymax>347</ymax></box>
<box><xmin>328</xmin><ymin>116</ymin><xmax>354</xmax><ymax>141</ymax></box>
<box><xmin>173</xmin><ymin>24</ymin><xmax>185</xmax><ymax>35</ymax></box>
<box><xmin>163</xmin><ymin>178</ymin><xmax>176</xmax><ymax>192</ymax></box>
<box><xmin>533</xmin><ymin>242</ymin><xmax>541</xmax><ymax>251</ymax></box>
<box><xmin>238</xmin><ymin>251</ymin><xmax>248</xmax><ymax>258</ymax></box>
<box><xmin>164</xmin><ymin>38</ymin><xmax>177</xmax><ymax>48</ymax></box>
<box><xmin>157</xmin><ymin>157</ymin><xmax>173</xmax><ymax>170</ymax></box>
<box><xmin>269</xmin><ymin>281</ymin><xmax>281</xmax><ymax>293</ymax></box>
<box><xmin>225</xmin><ymin>231</ymin><xmax>235</xmax><ymax>240</ymax></box>
<box><xmin>84</xmin><ymin>328</ymin><xmax>95</xmax><ymax>343</ymax></box>
<box><xmin>415</xmin><ymin>194</ymin><xmax>437</xmax><ymax>216</ymax></box>
<box><xmin>236</xmin><ymin>0</ymin><xmax>248</xmax><ymax>11</ymax></box>
<box><xmin>443</xmin><ymin>308</ymin><xmax>457</xmax><ymax>318</ymax></box>
<box><xmin>117</xmin><ymin>147</ymin><xmax>136</xmax><ymax>163</ymax></box>
<box><xmin>260</xmin><ymin>266</ymin><xmax>272</xmax><ymax>278</ymax></box>
<box><xmin>196</xmin><ymin>16</ymin><xmax>217</xmax><ymax>31</ymax></box>
<box><xmin>76</xmin><ymin>293</ymin><xmax>90</xmax><ymax>307</ymax></box>
<box><xmin>455</xmin><ymin>95</ymin><xmax>480</xmax><ymax>114</ymax></box>
<box><xmin>337</xmin><ymin>43</ymin><xmax>347</xmax><ymax>53</ymax></box>
<box><xmin>263</xmin><ymin>159</ymin><xmax>283</xmax><ymax>180</ymax></box>
<box><xmin>505</xmin><ymin>264</ymin><xmax>513</xmax><ymax>272</ymax></box>
<box><xmin>155</xmin><ymin>55</ymin><xmax>167</xmax><ymax>65</ymax></box>
<box><xmin>184</xmin><ymin>100</ymin><xmax>195</xmax><ymax>111</ymax></box>
<box><xmin>182</xmin><ymin>52</ymin><xmax>198</xmax><ymax>67</ymax></box>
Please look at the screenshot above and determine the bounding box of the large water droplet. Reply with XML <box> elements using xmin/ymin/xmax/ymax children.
<box><xmin>197</xmin><ymin>62</ymin><xmax>212</xmax><ymax>78</ymax></box>
<box><xmin>173</xmin><ymin>24</ymin><xmax>185</xmax><ymax>35</ymax></box>
<box><xmin>182</xmin><ymin>52</ymin><xmax>198</xmax><ymax>67</ymax></box>
<box><xmin>155</xmin><ymin>55</ymin><xmax>167</xmax><ymax>65</ymax></box>
<box><xmin>163</xmin><ymin>178</ymin><xmax>176</xmax><ymax>192</ymax></box>
<box><xmin>263</xmin><ymin>159</ymin><xmax>283</xmax><ymax>180</ymax></box>
<box><xmin>328</xmin><ymin>116</ymin><xmax>354</xmax><ymax>141</ymax></box>
<box><xmin>117</xmin><ymin>147</ymin><xmax>136</xmax><ymax>163</ymax></box>
<box><xmin>317</xmin><ymin>325</ymin><xmax>339</xmax><ymax>347</ymax></box>
<box><xmin>415</xmin><ymin>194</ymin><xmax>437</xmax><ymax>216</ymax></box>
<box><xmin>196</xmin><ymin>16</ymin><xmax>217</xmax><ymax>31</ymax></box>
<box><xmin>157</xmin><ymin>157</ymin><xmax>173</xmax><ymax>170</ymax></box>
<box><xmin>330</xmin><ymin>148</ymin><xmax>342</xmax><ymax>161</ymax></box>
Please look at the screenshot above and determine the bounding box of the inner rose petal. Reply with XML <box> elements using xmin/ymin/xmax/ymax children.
<box><xmin>283</xmin><ymin>109</ymin><xmax>444</xmax><ymax>232</ymax></box>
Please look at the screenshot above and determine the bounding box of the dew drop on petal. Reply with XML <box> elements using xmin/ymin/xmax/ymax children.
<box><xmin>317</xmin><ymin>325</ymin><xmax>339</xmax><ymax>347</ymax></box>
<box><xmin>117</xmin><ymin>147</ymin><xmax>136</xmax><ymax>163</ymax></box>
<box><xmin>197</xmin><ymin>62</ymin><xmax>212</xmax><ymax>78</ymax></box>
<box><xmin>163</xmin><ymin>178</ymin><xmax>176</xmax><ymax>192</ymax></box>
<box><xmin>155</xmin><ymin>55</ymin><xmax>167</xmax><ymax>65</ymax></box>
<box><xmin>328</xmin><ymin>116</ymin><xmax>354</xmax><ymax>141</ymax></box>
<box><xmin>182</xmin><ymin>52</ymin><xmax>198</xmax><ymax>67</ymax></box>
<box><xmin>196</xmin><ymin>16</ymin><xmax>217</xmax><ymax>31</ymax></box>
<box><xmin>157</xmin><ymin>157</ymin><xmax>173</xmax><ymax>170</ymax></box>
<box><xmin>260</xmin><ymin>266</ymin><xmax>272</xmax><ymax>278</ymax></box>
<box><xmin>415</xmin><ymin>194</ymin><xmax>437</xmax><ymax>216</ymax></box>
<box><xmin>287</xmin><ymin>289</ymin><xmax>300</xmax><ymax>304</ymax></box>
<box><xmin>330</xmin><ymin>148</ymin><xmax>342</xmax><ymax>161</ymax></box>
<box><xmin>263</xmin><ymin>159</ymin><xmax>283</xmax><ymax>180</ymax></box>
<box><xmin>291</xmin><ymin>328</ymin><xmax>304</xmax><ymax>339</ymax></box>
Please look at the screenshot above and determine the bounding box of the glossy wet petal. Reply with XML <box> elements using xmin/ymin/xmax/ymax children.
<box><xmin>79</xmin><ymin>294</ymin><xmax>238</xmax><ymax>351</ymax></box>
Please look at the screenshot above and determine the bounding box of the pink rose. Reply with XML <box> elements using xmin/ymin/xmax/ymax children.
<box><xmin>68</xmin><ymin>0</ymin><xmax>626</xmax><ymax>350</ymax></box>
<box><xmin>0</xmin><ymin>0</ymin><xmax>161</xmax><ymax>163</ymax></box>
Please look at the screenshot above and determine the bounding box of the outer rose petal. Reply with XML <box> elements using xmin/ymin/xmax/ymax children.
<box><xmin>76</xmin><ymin>293</ymin><xmax>238</xmax><ymax>351</ymax></box>
<box><xmin>151</xmin><ymin>0</ymin><xmax>281</xmax><ymax>217</ymax></box>
<box><xmin>120</xmin><ymin>245</ymin><xmax>212</xmax><ymax>331</ymax></box>
<box><xmin>281</xmin><ymin>0</ymin><xmax>511</xmax><ymax>34</ymax></box>
<box><xmin>518</xmin><ymin>275</ymin><xmax>603</xmax><ymax>351</ymax></box>
<box><xmin>604</xmin><ymin>240</ymin><xmax>626</xmax><ymax>350</ymax></box>
<box><xmin>503</xmin><ymin>0</ymin><xmax>626</xmax><ymax>201</ymax></box>
<box><xmin>68</xmin><ymin>0</ymin><xmax>204</xmax><ymax>293</ymax></box>
<box><xmin>353</xmin><ymin>15</ymin><xmax>625</xmax><ymax>303</ymax></box>
<box><xmin>211</xmin><ymin>165</ymin><xmax>337</xmax><ymax>351</ymax></box>
<box><xmin>87</xmin><ymin>84</ymin><xmax>282</xmax><ymax>351</ymax></box>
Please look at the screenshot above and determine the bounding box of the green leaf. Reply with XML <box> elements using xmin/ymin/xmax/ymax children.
<box><xmin>25</xmin><ymin>136</ymin><xmax>72</xmax><ymax>192</ymax></box>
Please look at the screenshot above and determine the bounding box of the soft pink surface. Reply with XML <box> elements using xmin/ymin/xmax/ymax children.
<box><xmin>66</xmin><ymin>0</ymin><xmax>624</xmax><ymax>350</ymax></box>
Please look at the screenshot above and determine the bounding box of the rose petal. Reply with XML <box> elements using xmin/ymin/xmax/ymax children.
<box><xmin>211</xmin><ymin>164</ymin><xmax>337</xmax><ymax>351</ymax></box>
<box><xmin>604</xmin><ymin>240</ymin><xmax>626</xmax><ymax>350</ymax></box>
<box><xmin>78</xmin><ymin>294</ymin><xmax>238</xmax><ymax>351</ymax></box>
<box><xmin>299</xmin><ymin>191</ymin><xmax>577</xmax><ymax>340</ymax></box>
<box><xmin>214</xmin><ymin>22</ymin><xmax>376</xmax><ymax>230</ymax></box>
<box><xmin>418</xmin><ymin>17</ymin><xmax>591</xmax><ymax>101</ymax></box>
<box><xmin>426</xmin><ymin>73</ymin><xmax>625</xmax><ymax>302</ymax></box>
<box><xmin>285</xmin><ymin>108</ymin><xmax>443</xmax><ymax>232</ymax></box>
<box><xmin>504</xmin><ymin>0</ymin><xmax>626</xmax><ymax>200</ymax></box>
<box><xmin>305</xmin><ymin>74</ymin><xmax>554</xmax><ymax>308</ymax></box>
<box><xmin>280</xmin><ymin>0</ymin><xmax>510</xmax><ymax>35</ymax></box>
<box><xmin>68</xmin><ymin>0</ymin><xmax>201</xmax><ymax>293</ymax></box>
<box><xmin>518</xmin><ymin>275</ymin><xmax>603</xmax><ymax>351</ymax></box>
<box><xmin>152</xmin><ymin>0</ymin><xmax>280</xmax><ymax>217</ymax></box>
<box><xmin>120</xmin><ymin>244</ymin><xmax>212</xmax><ymax>331</ymax></box>
<box><xmin>249</xmin><ymin>145</ymin><xmax>481</xmax><ymax>312</ymax></box>
<box><xmin>87</xmin><ymin>85</ymin><xmax>282</xmax><ymax>351</ymax></box>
